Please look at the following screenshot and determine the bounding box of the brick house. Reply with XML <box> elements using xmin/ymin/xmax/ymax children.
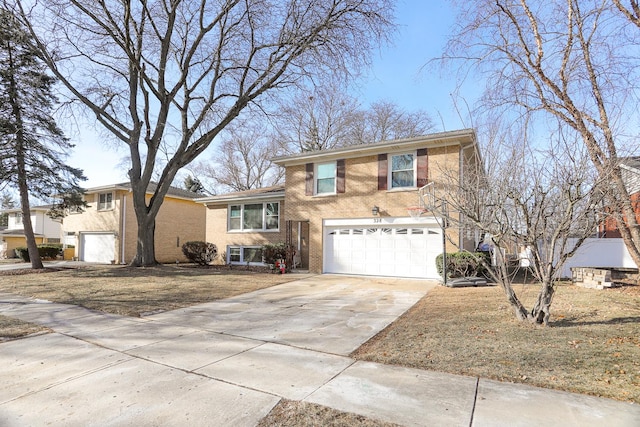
<box><xmin>598</xmin><ymin>157</ymin><xmax>640</xmax><ymax>238</ymax></box>
<box><xmin>0</xmin><ymin>205</ymin><xmax>62</xmax><ymax>258</ymax></box>
<box><xmin>200</xmin><ymin>129</ymin><xmax>481</xmax><ymax>279</ymax></box>
<box><xmin>62</xmin><ymin>182</ymin><xmax>205</xmax><ymax>264</ymax></box>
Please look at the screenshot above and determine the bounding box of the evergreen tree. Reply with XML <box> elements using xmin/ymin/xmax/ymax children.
<box><xmin>0</xmin><ymin>8</ymin><xmax>85</xmax><ymax>269</ymax></box>
<box><xmin>183</xmin><ymin>176</ymin><xmax>207</xmax><ymax>195</ymax></box>
<box><xmin>0</xmin><ymin>191</ymin><xmax>16</xmax><ymax>227</ymax></box>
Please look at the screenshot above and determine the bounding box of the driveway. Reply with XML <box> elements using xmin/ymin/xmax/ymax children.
<box><xmin>145</xmin><ymin>274</ymin><xmax>434</xmax><ymax>355</ymax></box>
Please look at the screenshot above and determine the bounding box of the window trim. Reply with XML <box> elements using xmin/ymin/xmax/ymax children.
<box><xmin>227</xmin><ymin>245</ymin><xmax>265</xmax><ymax>265</ymax></box>
<box><xmin>388</xmin><ymin>151</ymin><xmax>417</xmax><ymax>189</ymax></box>
<box><xmin>97</xmin><ymin>192</ymin><xmax>114</xmax><ymax>211</ymax></box>
<box><xmin>227</xmin><ymin>201</ymin><xmax>280</xmax><ymax>232</ymax></box>
<box><xmin>315</xmin><ymin>161</ymin><xmax>337</xmax><ymax>195</ymax></box>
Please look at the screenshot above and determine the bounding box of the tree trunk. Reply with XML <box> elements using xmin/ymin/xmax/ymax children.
<box><xmin>130</xmin><ymin>213</ymin><xmax>157</xmax><ymax>267</ymax></box>
<box><xmin>17</xmin><ymin>180</ymin><xmax>43</xmax><ymax>269</ymax></box>
<box><xmin>16</xmin><ymin>134</ymin><xmax>43</xmax><ymax>269</ymax></box>
<box><xmin>530</xmin><ymin>282</ymin><xmax>554</xmax><ymax>325</ymax></box>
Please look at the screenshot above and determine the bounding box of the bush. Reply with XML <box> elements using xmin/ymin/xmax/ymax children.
<box><xmin>436</xmin><ymin>252</ymin><xmax>488</xmax><ymax>278</ymax></box>
<box><xmin>14</xmin><ymin>247</ymin><xmax>29</xmax><ymax>262</ymax></box>
<box><xmin>262</xmin><ymin>243</ymin><xmax>295</xmax><ymax>266</ymax></box>
<box><xmin>14</xmin><ymin>244</ymin><xmax>64</xmax><ymax>262</ymax></box>
<box><xmin>181</xmin><ymin>241</ymin><xmax>217</xmax><ymax>265</ymax></box>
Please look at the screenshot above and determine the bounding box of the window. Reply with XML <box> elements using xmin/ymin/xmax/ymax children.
<box><xmin>228</xmin><ymin>245</ymin><xmax>264</xmax><ymax>265</ymax></box>
<box><xmin>316</xmin><ymin>162</ymin><xmax>336</xmax><ymax>194</ymax></box>
<box><xmin>98</xmin><ymin>192</ymin><xmax>113</xmax><ymax>211</ymax></box>
<box><xmin>390</xmin><ymin>153</ymin><xmax>416</xmax><ymax>188</ymax></box>
<box><xmin>306</xmin><ymin>160</ymin><xmax>344</xmax><ymax>196</ymax></box>
<box><xmin>15</xmin><ymin>213</ymin><xmax>22</xmax><ymax>225</ymax></box>
<box><xmin>228</xmin><ymin>202</ymin><xmax>280</xmax><ymax>232</ymax></box>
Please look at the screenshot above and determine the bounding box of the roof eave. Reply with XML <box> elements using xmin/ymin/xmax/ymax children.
<box><xmin>197</xmin><ymin>190</ymin><xmax>285</xmax><ymax>205</ymax></box>
<box><xmin>272</xmin><ymin>129</ymin><xmax>476</xmax><ymax>167</ymax></box>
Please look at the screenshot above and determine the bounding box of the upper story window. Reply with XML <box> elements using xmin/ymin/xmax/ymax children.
<box><xmin>316</xmin><ymin>162</ymin><xmax>336</xmax><ymax>195</ymax></box>
<box><xmin>228</xmin><ymin>202</ymin><xmax>279</xmax><ymax>232</ymax></box>
<box><xmin>97</xmin><ymin>192</ymin><xmax>114</xmax><ymax>211</ymax></box>
<box><xmin>14</xmin><ymin>212</ymin><xmax>23</xmax><ymax>225</ymax></box>
<box><xmin>390</xmin><ymin>152</ymin><xmax>416</xmax><ymax>188</ymax></box>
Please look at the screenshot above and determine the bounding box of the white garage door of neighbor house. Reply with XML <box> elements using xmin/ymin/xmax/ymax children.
<box><xmin>81</xmin><ymin>233</ymin><xmax>116</xmax><ymax>264</ymax></box>
<box><xmin>324</xmin><ymin>222</ymin><xmax>442</xmax><ymax>279</ymax></box>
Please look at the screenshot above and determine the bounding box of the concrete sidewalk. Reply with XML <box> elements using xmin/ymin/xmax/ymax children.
<box><xmin>1</xmin><ymin>276</ymin><xmax>639</xmax><ymax>426</ymax></box>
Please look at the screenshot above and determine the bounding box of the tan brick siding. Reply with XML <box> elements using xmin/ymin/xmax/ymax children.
<box><xmin>204</xmin><ymin>201</ymin><xmax>287</xmax><ymax>263</ymax></box>
<box><xmin>284</xmin><ymin>147</ymin><xmax>463</xmax><ymax>273</ymax></box>
<box><xmin>62</xmin><ymin>190</ymin><xmax>205</xmax><ymax>264</ymax></box>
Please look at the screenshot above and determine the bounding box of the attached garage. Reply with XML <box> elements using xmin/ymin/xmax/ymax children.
<box><xmin>323</xmin><ymin>218</ymin><xmax>443</xmax><ymax>279</ymax></box>
<box><xmin>80</xmin><ymin>233</ymin><xmax>116</xmax><ymax>263</ymax></box>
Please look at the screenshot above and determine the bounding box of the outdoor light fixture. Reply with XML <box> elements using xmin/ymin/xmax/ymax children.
<box><xmin>372</xmin><ymin>205</ymin><xmax>380</xmax><ymax>216</ymax></box>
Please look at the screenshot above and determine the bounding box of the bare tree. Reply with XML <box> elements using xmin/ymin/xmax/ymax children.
<box><xmin>197</xmin><ymin>120</ymin><xmax>284</xmax><ymax>193</ymax></box>
<box><xmin>348</xmin><ymin>100</ymin><xmax>434</xmax><ymax>145</ymax></box>
<box><xmin>14</xmin><ymin>0</ymin><xmax>394</xmax><ymax>266</ymax></box>
<box><xmin>275</xmin><ymin>84</ymin><xmax>361</xmax><ymax>153</ymax></box>
<box><xmin>275</xmin><ymin>86</ymin><xmax>435</xmax><ymax>154</ymax></box>
<box><xmin>443</xmin><ymin>0</ymin><xmax>640</xmax><ymax>269</ymax></box>
<box><xmin>428</xmin><ymin>126</ymin><xmax>603</xmax><ymax>325</ymax></box>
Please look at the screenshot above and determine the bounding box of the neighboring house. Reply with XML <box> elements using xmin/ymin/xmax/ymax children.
<box><xmin>199</xmin><ymin>129</ymin><xmax>481</xmax><ymax>279</ymax></box>
<box><xmin>61</xmin><ymin>182</ymin><xmax>205</xmax><ymax>264</ymax></box>
<box><xmin>599</xmin><ymin>157</ymin><xmax>640</xmax><ymax>238</ymax></box>
<box><xmin>0</xmin><ymin>205</ymin><xmax>62</xmax><ymax>258</ymax></box>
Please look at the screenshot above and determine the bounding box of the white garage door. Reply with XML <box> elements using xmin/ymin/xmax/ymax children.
<box><xmin>324</xmin><ymin>223</ymin><xmax>442</xmax><ymax>279</ymax></box>
<box><xmin>81</xmin><ymin>233</ymin><xmax>116</xmax><ymax>264</ymax></box>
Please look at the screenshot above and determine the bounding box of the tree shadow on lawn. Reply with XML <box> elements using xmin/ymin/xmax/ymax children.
<box><xmin>552</xmin><ymin>315</ymin><xmax>640</xmax><ymax>327</ymax></box>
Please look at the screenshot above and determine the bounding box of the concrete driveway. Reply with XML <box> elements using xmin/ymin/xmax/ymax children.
<box><xmin>2</xmin><ymin>274</ymin><xmax>639</xmax><ymax>426</ymax></box>
<box><xmin>145</xmin><ymin>274</ymin><xmax>434</xmax><ymax>355</ymax></box>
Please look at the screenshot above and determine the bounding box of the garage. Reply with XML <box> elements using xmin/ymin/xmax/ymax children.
<box><xmin>323</xmin><ymin>218</ymin><xmax>442</xmax><ymax>279</ymax></box>
<box><xmin>80</xmin><ymin>233</ymin><xmax>116</xmax><ymax>263</ymax></box>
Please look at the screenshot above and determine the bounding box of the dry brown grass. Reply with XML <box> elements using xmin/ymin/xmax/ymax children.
<box><xmin>257</xmin><ymin>400</ymin><xmax>401</xmax><ymax>427</ymax></box>
<box><xmin>352</xmin><ymin>282</ymin><xmax>640</xmax><ymax>403</ymax></box>
<box><xmin>0</xmin><ymin>264</ymin><xmax>295</xmax><ymax>317</ymax></box>
<box><xmin>0</xmin><ymin>315</ymin><xmax>50</xmax><ymax>341</ymax></box>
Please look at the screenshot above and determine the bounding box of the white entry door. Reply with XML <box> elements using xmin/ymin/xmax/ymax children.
<box><xmin>324</xmin><ymin>223</ymin><xmax>442</xmax><ymax>279</ymax></box>
<box><xmin>80</xmin><ymin>233</ymin><xmax>116</xmax><ymax>263</ymax></box>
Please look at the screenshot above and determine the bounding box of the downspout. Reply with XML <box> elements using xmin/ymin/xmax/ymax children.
<box><xmin>459</xmin><ymin>144</ymin><xmax>464</xmax><ymax>250</ymax></box>
<box><xmin>121</xmin><ymin>194</ymin><xmax>126</xmax><ymax>264</ymax></box>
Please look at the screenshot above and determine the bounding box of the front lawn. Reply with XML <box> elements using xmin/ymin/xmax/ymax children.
<box><xmin>0</xmin><ymin>264</ymin><xmax>295</xmax><ymax>317</ymax></box>
<box><xmin>352</xmin><ymin>282</ymin><xmax>640</xmax><ymax>403</ymax></box>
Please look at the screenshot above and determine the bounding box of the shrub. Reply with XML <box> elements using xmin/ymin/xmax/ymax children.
<box><xmin>38</xmin><ymin>245</ymin><xmax>61</xmax><ymax>259</ymax></box>
<box><xmin>14</xmin><ymin>244</ymin><xmax>63</xmax><ymax>261</ymax></box>
<box><xmin>436</xmin><ymin>252</ymin><xmax>488</xmax><ymax>278</ymax></box>
<box><xmin>14</xmin><ymin>247</ymin><xmax>29</xmax><ymax>262</ymax></box>
<box><xmin>261</xmin><ymin>243</ymin><xmax>288</xmax><ymax>265</ymax></box>
<box><xmin>181</xmin><ymin>241</ymin><xmax>218</xmax><ymax>265</ymax></box>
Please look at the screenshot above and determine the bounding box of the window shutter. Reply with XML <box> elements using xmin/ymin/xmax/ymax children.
<box><xmin>378</xmin><ymin>154</ymin><xmax>388</xmax><ymax>190</ymax></box>
<box><xmin>417</xmin><ymin>148</ymin><xmax>428</xmax><ymax>187</ymax></box>
<box><xmin>305</xmin><ymin>163</ymin><xmax>314</xmax><ymax>196</ymax></box>
<box><xmin>336</xmin><ymin>159</ymin><xmax>345</xmax><ymax>193</ymax></box>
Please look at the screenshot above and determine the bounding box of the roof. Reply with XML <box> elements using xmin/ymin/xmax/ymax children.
<box><xmin>0</xmin><ymin>229</ymin><xmax>45</xmax><ymax>237</ymax></box>
<box><xmin>197</xmin><ymin>185</ymin><xmax>285</xmax><ymax>205</ymax></box>
<box><xmin>0</xmin><ymin>205</ymin><xmax>54</xmax><ymax>214</ymax></box>
<box><xmin>271</xmin><ymin>129</ymin><xmax>477</xmax><ymax>167</ymax></box>
<box><xmin>621</xmin><ymin>157</ymin><xmax>640</xmax><ymax>171</ymax></box>
<box><xmin>83</xmin><ymin>181</ymin><xmax>205</xmax><ymax>200</ymax></box>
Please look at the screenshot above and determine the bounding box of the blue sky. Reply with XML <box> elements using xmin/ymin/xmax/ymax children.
<box><xmin>67</xmin><ymin>0</ymin><xmax>476</xmax><ymax>188</ymax></box>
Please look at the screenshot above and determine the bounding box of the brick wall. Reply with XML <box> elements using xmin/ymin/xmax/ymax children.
<box><xmin>284</xmin><ymin>145</ymin><xmax>463</xmax><ymax>273</ymax></box>
<box><xmin>63</xmin><ymin>190</ymin><xmax>206</xmax><ymax>264</ymax></box>
<box><xmin>204</xmin><ymin>201</ymin><xmax>287</xmax><ymax>262</ymax></box>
